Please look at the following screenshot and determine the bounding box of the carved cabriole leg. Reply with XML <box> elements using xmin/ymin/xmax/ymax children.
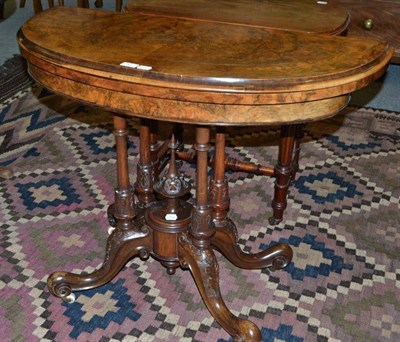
<box><xmin>48</xmin><ymin>227</ymin><xmax>152</xmax><ymax>300</ymax></box>
<box><xmin>48</xmin><ymin>115</ymin><xmax>152</xmax><ymax>300</ymax></box>
<box><xmin>291</xmin><ymin>124</ymin><xmax>304</xmax><ymax>182</ymax></box>
<box><xmin>181</xmin><ymin>127</ymin><xmax>261</xmax><ymax>340</ymax></box>
<box><xmin>211</xmin><ymin>219</ymin><xmax>293</xmax><ymax>271</ymax></box>
<box><xmin>269</xmin><ymin>125</ymin><xmax>296</xmax><ymax>225</ymax></box>
<box><xmin>179</xmin><ymin>235</ymin><xmax>262</xmax><ymax>341</ymax></box>
<box><xmin>135</xmin><ymin>119</ymin><xmax>156</xmax><ymax>208</ymax></box>
<box><xmin>210</xmin><ymin>129</ymin><xmax>293</xmax><ymax>271</ymax></box>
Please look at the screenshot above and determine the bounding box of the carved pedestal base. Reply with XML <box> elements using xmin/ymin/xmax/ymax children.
<box><xmin>48</xmin><ymin>202</ymin><xmax>292</xmax><ymax>341</ymax></box>
<box><xmin>47</xmin><ymin>117</ymin><xmax>293</xmax><ymax>341</ymax></box>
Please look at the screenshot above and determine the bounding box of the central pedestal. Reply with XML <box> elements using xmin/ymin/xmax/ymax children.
<box><xmin>47</xmin><ymin>116</ymin><xmax>293</xmax><ymax>341</ymax></box>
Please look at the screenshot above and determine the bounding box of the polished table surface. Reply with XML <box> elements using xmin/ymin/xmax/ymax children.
<box><xmin>17</xmin><ymin>6</ymin><xmax>393</xmax><ymax>341</ymax></box>
<box><xmin>126</xmin><ymin>0</ymin><xmax>400</xmax><ymax>63</ymax></box>
<box><xmin>125</xmin><ymin>0</ymin><xmax>350</xmax><ymax>35</ymax></box>
<box><xmin>18</xmin><ymin>7</ymin><xmax>392</xmax><ymax>126</ymax></box>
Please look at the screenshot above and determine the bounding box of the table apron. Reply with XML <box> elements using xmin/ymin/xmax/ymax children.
<box><xmin>28</xmin><ymin>64</ymin><xmax>350</xmax><ymax>126</ymax></box>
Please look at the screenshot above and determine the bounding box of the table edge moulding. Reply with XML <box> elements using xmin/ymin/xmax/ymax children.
<box><xmin>17</xmin><ymin>7</ymin><xmax>393</xmax><ymax>341</ymax></box>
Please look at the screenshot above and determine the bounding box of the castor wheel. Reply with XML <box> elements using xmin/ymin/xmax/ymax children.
<box><xmin>61</xmin><ymin>293</ymin><xmax>76</xmax><ymax>303</ymax></box>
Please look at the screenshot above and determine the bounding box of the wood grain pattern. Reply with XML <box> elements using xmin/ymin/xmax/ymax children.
<box><xmin>334</xmin><ymin>0</ymin><xmax>400</xmax><ymax>63</ymax></box>
<box><xmin>125</xmin><ymin>0</ymin><xmax>350</xmax><ymax>35</ymax></box>
<box><xmin>17</xmin><ymin>8</ymin><xmax>392</xmax><ymax>125</ymax></box>
<box><xmin>17</xmin><ymin>8</ymin><xmax>370</xmax><ymax>89</ymax></box>
<box><xmin>25</xmin><ymin>64</ymin><xmax>354</xmax><ymax>125</ymax></box>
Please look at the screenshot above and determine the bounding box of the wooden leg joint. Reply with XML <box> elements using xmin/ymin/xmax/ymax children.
<box><xmin>135</xmin><ymin>162</ymin><xmax>156</xmax><ymax>207</ymax></box>
<box><xmin>190</xmin><ymin>205</ymin><xmax>215</xmax><ymax>248</ymax></box>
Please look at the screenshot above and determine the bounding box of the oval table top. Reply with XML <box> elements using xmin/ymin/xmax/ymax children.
<box><xmin>125</xmin><ymin>0</ymin><xmax>350</xmax><ymax>35</ymax></box>
<box><xmin>17</xmin><ymin>7</ymin><xmax>393</xmax><ymax>126</ymax></box>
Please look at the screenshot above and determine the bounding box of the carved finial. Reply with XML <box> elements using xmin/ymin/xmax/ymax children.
<box><xmin>154</xmin><ymin>135</ymin><xmax>191</xmax><ymax>198</ymax></box>
<box><xmin>166</xmin><ymin>134</ymin><xmax>178</xmax><ymax>181</ymax></box>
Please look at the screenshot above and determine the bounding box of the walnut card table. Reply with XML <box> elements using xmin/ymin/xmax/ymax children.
<box><xmin>17</xmin><ymin>7</ymin><xmax>393</xmax><ymax>341</ymax></box>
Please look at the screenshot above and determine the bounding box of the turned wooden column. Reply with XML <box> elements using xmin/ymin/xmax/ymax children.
<box><xmin>270</xmin><ymin>125</ymin><xmax>296</xmax><ymax>224</ymax></box>
<box><xmin>190</xmin><ymin>127</ymin><xmax>215</xmax><ymax>248</ymax></box>
<box><xmin>135</xmin><ymin>119</ymin><xmax>156</xmax><ymax>207</ymax></box>
<box><xmin>210</xmin><ymin>128</ymin><xmax>230</xmax><ymax>226</ymax></box>
<box><xmin>112</xmin><ymin>115</ymin><xmax>137</xmax><ymax>229</ymax></box>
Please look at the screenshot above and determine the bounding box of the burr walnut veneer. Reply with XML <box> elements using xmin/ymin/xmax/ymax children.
<box><xmin>18</xmin><ymin>7</ymin><xmax>393</xmax><ymax>341</ymax></box>
<box><xmin>125</xmin><ymin>0</ymin><xmax>352</xmax><ymax>224</ymax></box>
<box><xmin>126</xmin><ymin>0</ymin><xmax>400</xmax><ymax>63</ymax></box>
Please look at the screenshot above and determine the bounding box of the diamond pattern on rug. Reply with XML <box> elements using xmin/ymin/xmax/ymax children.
<box><xmin>10</xmin><ymin>213</ymin><xmax>108</xmax><ymax>280</ymax></box>
<box><xmin>290</xmin><ymin>158</ymin><xmax>400</xmax><ymax>219</ymax></box>
<box><xmin>3</xmin><ymin>168</ymin><xmax>107</xmax><ymax>221</ymax></box>
<box><xmin>10</xmin><ymin>132</ymin><xmax>80</xmax><ymax>172</ymax></box>
<box><xmin>0</xmin><ymin>284</ymin><xmax>42</xmax><ymax>341</ymax></box>
<box><xmin>0</xmin><ymin>86</ymin><xmax>76</xmax><ymax>166</ymax></box>
<box><xmin>17</xmin><ymin>176</ymin><xmax>82</xmax><ymax>210</ymax></box>
<box><xmin>1</xmin><ymin>88</ymin><xmax>399</xmax><ymax>341</ymax></box>
<box><xmin>295</xmin><ymin>170</ymin><xmax>362</xmax><ymax>205</ymax></box>
<box><xmin>62</xmin><ymin>279</ymin><xmax>141</xmax><ymax>339</ymax></box>
<box><xmin>261</xmin><ymin>234</ymin><xmax>353</xmax><ymax>281</ymax></box>
<box><xmin>320</xmin><ymin>203</ymin><xmax>400</xmax><ymax>262</ymax></box>
<box><xmin>57</xmin><ymin>123</ymin><xmax>139</xmax><ymax>167</ymax></box>
<box><xmin>326</xmin><ymin>293</ymin><xmax>400</xmax><ymax>341</ymax></box>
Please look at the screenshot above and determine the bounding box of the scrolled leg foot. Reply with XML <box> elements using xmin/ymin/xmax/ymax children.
<box><xmin>179</xmin><ymin>234</ymin><xmax>262</xmax><ymax>341</ymax></box>
<box><xmin>47</xmin><ymin>275</ymin><xmax>74</xmax><ymax>300</ymax></box>
<box><xmin>211</xmin><ymin>220</ymin><xmax>292</xmax><ymax>270</ymax></box>
<box><xmin>270</xmin><ymin>248</ymin><xmax>293</xmax><ymax>271</ymax></box>
<box><xmin>47</xmin><ymin>222</ymin><xmax>152</xmax><ymax>299</ymax></box>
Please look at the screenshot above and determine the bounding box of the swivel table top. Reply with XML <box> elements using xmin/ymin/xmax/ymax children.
<box><xmin>17</xmin><ymin>7</ymin><xmax>393</xmax><ymax>125</ymax></box>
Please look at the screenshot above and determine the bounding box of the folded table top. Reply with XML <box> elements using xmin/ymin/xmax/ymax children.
<box><xmin>125</xmin><ymin>0</ymin><xmax>350</xmax><ymax>35</ymax></box>
<box><xmin>17</xmin><ymin>7</ymin><xmax>393</xmax><ymax>125</ymax></box>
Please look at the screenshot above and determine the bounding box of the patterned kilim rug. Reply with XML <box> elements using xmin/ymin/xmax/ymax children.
<box><xmin>0</xmin><ymin>55</ymin><xmax>34</xmax><ymax>103</ymax></box>
<box><xmin>1</xmin><ymin>84</ymin><xmax>400</xmax><ymax>342</ymax></box>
